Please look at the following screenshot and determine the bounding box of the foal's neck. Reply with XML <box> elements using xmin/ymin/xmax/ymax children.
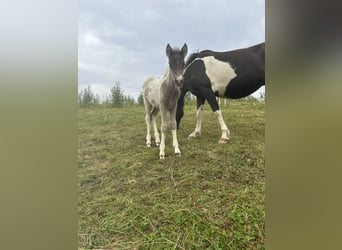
<box><xmin>166</xmin><ymin>68</ymin><xmax>178</xmax><ymax>88</ymax></box>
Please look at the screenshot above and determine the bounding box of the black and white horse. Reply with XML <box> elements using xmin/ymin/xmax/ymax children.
<box><xmin>143</xmin><ymin>43</ymin><xmax>188</xmax><ymax>159</ymax></box>
<box><xmin>176</xmin><ymin>42</ymin><xmax>265</xmax><ymax>144</ymax></box>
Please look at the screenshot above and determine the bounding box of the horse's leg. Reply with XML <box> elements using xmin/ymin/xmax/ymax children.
<box><xmin>203</xmin><ymin>90</ymin><xmax>230</xmax><ymax>144</ymax></box>
<box><xmin>189</xmin><ymin>96</ymin><xmax>205</xmax><ymax>138</ymax></box>
<box><xmin>176</xmin><ymin>89</ymin><xmax>187</xmax><ymax>128</ymax></box>
<box><xmin>159</xmin><ymin>105</ymin><xmax>167</xmax><ymax>159</ymax></box>
<box><xmin>215</xmin><ymin>109</ymin><xmax>230</xmax><ymax>144</ymax></box>
<box><xmin>144</xmin><ymin>103</ymin><xmax>152</xmax><ymax>147</ymax></box>
<box><xmin>170</xmin><ymin>106</ymin><xmax>181</xmax><ymax>156</ymax></box>
<box><xmin>151</xmin><ymin>108</ymin><xmax>160</xmax><ymax>146</ymax></box>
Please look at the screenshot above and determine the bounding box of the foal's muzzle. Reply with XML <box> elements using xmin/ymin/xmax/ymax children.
<box><xmin>175</xmin><ymin>76</ymin><xmax>184</xmax><ymax>87</ymax></box>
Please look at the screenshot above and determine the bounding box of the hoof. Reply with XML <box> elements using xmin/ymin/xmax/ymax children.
<box><xmin>155</xmin><ymin>142</ymin><xmax>160</xmax><ymax>147</ymax></box>
<box><xmin>218</xmin><ymin>138</ymin><xmax>229</xmax><ymax>144</ymax></box>
<box><xmin>146</xmin><ymin>144</ymin><xmax>151</xmax><ymax>147</ymax></box>
<box><xmin>175</xmin><ymin>152</ymin><xmax>181</xmax><ymax>157</ymax></box>
<box><xmin>159</xmin><ymin>155</ymin><xmax>165</xmax><ymax>159</ymax></box>
<box><xmin>188</xmin><ymin>132</ymin><xmax>200</xmax><ymax>139</ymax></box>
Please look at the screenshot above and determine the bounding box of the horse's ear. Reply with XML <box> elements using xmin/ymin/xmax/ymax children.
<box><xmin>166</xmin><ymin>44</ymin><xmax>172</xmax><ymax>57</ymax></box>
<box><xmin>181</xmin><ymin>43</ymin><xmax>188</xmax><ymax>57</ymax></box>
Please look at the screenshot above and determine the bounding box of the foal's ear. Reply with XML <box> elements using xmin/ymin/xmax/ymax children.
<box><xmin>181</xmin><ymin>43</ymin><xmax>188</xmax><ymax>57</ymax></box>
<box><xmin>166</xmin><ymin>44</ymin><xmax>172</xmax><ymax>57</ymax></box>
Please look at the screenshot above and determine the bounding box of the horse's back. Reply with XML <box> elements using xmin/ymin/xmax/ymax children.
<box><xmin>192</xmin><ymin>43</ymin><xmax>264</xmax><ymax>68</ymax></box>
<box><xmin>183</xmin><ymin>43</ymin><xmax>265</xmax><ymax>99</ymax></box>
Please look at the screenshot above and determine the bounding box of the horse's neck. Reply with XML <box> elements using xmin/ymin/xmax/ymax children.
<box><xmin>160</xmin><ymin>69</ymin><xmax>177</xmax><ymax>99</ymax></box>
<box><xmin>166</xmin><ymin>68</ymin><xmax>175</xmax><ymax>85</ymax></box>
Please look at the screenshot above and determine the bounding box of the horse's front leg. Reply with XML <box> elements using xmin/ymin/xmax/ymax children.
<box><xmin>159</xmin><ymin>106</ymin><xmax>167</xmax><ymax>159</ymax></box>
<box><xmin>170</xmin><ymin>107</ymin><xmax>181</xmax><ymax>156</ymax></box>
<box><xmin>189</xmin><ymin>96</ymin><xmax>205</xmax><ymax>138</ymax></box>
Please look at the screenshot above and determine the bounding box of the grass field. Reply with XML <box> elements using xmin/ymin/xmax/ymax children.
<box><xmin>78</xmin><ymin>98</ymin><xmax>265</xmax><ymax>249</ymax></box>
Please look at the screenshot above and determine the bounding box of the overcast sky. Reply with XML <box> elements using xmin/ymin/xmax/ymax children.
<box><xmin>78</xmin><ymin>0</ymin><xmax>265</xmax><ymax>100</ymax></box>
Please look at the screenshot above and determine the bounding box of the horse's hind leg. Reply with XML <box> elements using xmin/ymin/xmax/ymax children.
<box><xmin>214</xmin><ymin>109</ymin><xmax>230</xmax><ymax>144</ymax></box>
<box><xmin>144</xmin><ymin>103</ymin><xmax>153</xmax><ymax>147</ymax></box>
<box><xmin>203</xmin><ymin>90</ymin><xmax>230</xmax><ymax>144</ymax></box>
<box><xmin>151</xmin><ymin>108</ymin><xmax>160</xmax><ymax>146</ymax></box>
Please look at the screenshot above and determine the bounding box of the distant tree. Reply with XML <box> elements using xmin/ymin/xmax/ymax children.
<box><xmin>110</xmin><ymin>81</ymin><xmax>125</xmax><ymax>108</ymax></box>
<box><xmin>185</xmin><ymin>91</ymin><xmax>195</xmax><ymax>104</ymax></box>
<box><xmin>137</xmin><ymin>91</ymin><xmax>144</xmax><ymax>106</ymax></box>
<box><xmin>78</xmin><ymin>85</ymin><xmax>99</xmax><ymax>108</ymax></box>
<box><xmin>102</xmin><ymin>94</ymin><xmax>111</xmax><ymax>108</ymax></box>
<box><xmin>95</xmin><ymin>93</ymin><xmax>100</xmax><ymax>105</ymax></box>
<box><xmin>124</xmin><ymin>95</ymin><xmax>136</xmax><ymax>107</ymax></box>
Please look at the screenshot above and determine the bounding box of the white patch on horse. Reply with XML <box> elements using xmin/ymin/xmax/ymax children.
<box><xmin>201</xmin><ymin>56</ymin><xmax>236</xmax><ymax>97</ymax></box>
<box><xmin>143</xmin><ymin>76</ymin><xmax>163</xmax><ymax>107</ymax></box>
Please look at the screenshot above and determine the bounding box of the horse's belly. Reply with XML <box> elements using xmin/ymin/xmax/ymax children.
<box><xmin>201</xmin><ymin>56</ymin><xmax>236</xmax><ymax>97</ymax></box>
<box><xmin>149</xmin><ymin>88</ymin><xmax>160</xmax><ymax>107</ymax></box>
<box><xmin>145</xmin><ymin>77</ymin><xmax>161</xmax><ymax>107</ymax></box>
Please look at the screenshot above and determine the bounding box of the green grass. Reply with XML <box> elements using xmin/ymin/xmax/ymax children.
<box><xmin>78</xmin><ymin>99</ymin><xmax>265</xmax><ymax>249</ymax></box>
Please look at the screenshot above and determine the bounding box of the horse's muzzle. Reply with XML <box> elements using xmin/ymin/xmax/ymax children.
<box><xmin>175</xmin><ymin>76</ymin><xmax>184</xmax><ymax>87</ymax></box>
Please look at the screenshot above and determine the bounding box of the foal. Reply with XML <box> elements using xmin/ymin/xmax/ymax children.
<box><xmin>159</xmin><ymin>43</ymin><xmax>187</xmax><ymax>159</ymax></box>
<box><xmin>142</xmin><ymin>43</ymin><xmax>187</xmax><ymax>159</ymax></box>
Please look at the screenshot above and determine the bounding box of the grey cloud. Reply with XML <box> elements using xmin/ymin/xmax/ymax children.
<box><xmin>79</xmin><ymin>0</ymin><xmax>265</xmax><ymax>99</ymax></box>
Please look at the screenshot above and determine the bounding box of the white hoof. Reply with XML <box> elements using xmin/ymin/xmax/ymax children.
<box><xmin>218</xmin><ymin>138</ymin><xmax>229</xmax><ymax>144</ymax></box>
<box><xmin>188</xmin><ymin>131</ymin><xmax>200</xmax><ymax>138</ymax></box>
<box><xmin>159</xmin><ymin>155</ymin><xmax>165</xmax><ymax>159</ymax></box>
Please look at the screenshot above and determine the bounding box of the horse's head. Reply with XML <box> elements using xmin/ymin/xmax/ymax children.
<box><xmin>166</xmin><ymin>43</ymin><xmax>188</xmax><ymax>87</ymax></box>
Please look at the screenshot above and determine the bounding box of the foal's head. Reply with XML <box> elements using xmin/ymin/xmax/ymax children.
<box><xmin>166</xmin><ymin>43</ymin><xmax>188</xmax><ymax>87</ymax></box>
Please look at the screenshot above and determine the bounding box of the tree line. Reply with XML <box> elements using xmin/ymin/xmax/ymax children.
<box><xmin>78</xmin><ymin>81</ymin><xmax>144</xmax><ymax>108</ymax></box>
<box><xmin>78</xmin><ymin>81</ymin><xmax>196</xmax><ymax>108</ymax></box>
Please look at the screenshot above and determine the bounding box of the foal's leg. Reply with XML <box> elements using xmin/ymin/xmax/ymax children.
<box><xmin>159</xmin><ymin>105</ymin><xmax>168</xmax><ymax>159</ymax></box>
<box><xmin>144</xmin><ymin>103</ymin><xmax>152</xmax><ymax>147</ymax></box>
<box><xmin>151</xmin><ymin>108</ymin><xmax>160</xmax><ymax>146</ymax></box>
<box><xmin>203</xmin><ymin>90</ymin><xmax>230</xmax><ymax>144</ymax></box>
<box><xmin>189</xmin><ymin>96</ymin><xmax>205</xmax><ymax>138</ymax></box>
<box><xmin>170</xmin><ymin>106</ymin><xmax>181</xmax><ymax>156</ymax></box>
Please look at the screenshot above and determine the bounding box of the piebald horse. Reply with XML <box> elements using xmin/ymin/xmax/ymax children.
<box><xmin>143</xmin><ymin>43</ymin><xmax>188</xmax><ymax>159</ymax></box>
<box><xmin>176</xmin><ymin>42</ymin><xmax>265</xmax><ymax>143</ymax></box>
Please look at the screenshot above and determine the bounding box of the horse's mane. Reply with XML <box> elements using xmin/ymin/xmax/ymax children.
<box><xmin>185</xmin><ymin>49</ymin><xmax>213</xmax><ymax>68</ymax></box>
<box><xmin>185</xmin><ymin>52</ymin><xmax>200</xmax><ymax>68</ymax></box>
